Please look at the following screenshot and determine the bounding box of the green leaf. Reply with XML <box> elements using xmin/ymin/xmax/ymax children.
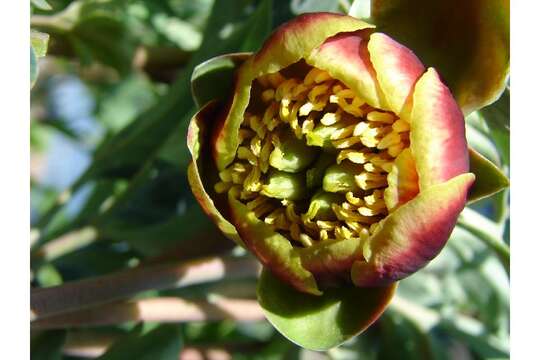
<box><xmin>35</xmin><ymin>263</ymin><xmax>63</xmax><ymax>287</ymax></box>
<box><xmin>70</xmin><ymin>16</ymin><xmax>135</xmax><ymax>75</ymax></box>
<box><xmin>31</xmin><ymin>0</ymin><xmax>136</xmax><ymax>75</ymax></box>
<box><xmin>191</xmin><ymin>53</ymin><xmax>251</xmax><ymax>108</ymax></box>
<box><xmin>30</xmin><ymin>31</ymin><xmax>49</xmax><ymax>89</ymax></box>
<box><xmin>467</xmin><ymin>147</ymin><xmax>509</xmax><ymax>203</ymax></box>
<box><xmin>31</xmin><ymin>330</ymin><xmax>66</xmax><ymax>360</ymax></box>
<box><xmin>31</xmin><ymin>31</ymin><xmax>50</xmax><ymax>57</ymax></box>
<box><xmin>238</xmin><ymin>0</ymin><xmax>273</xmax><ymax>52</ymax></box>
<box><xmin>34</xmin><ymin>0</ymin><xmax>274</xmax><ymax>240</ymax></box>
<box><xmin>378</xmin><ymin>311</ymin><xmax>437</xmax><ymax>360</ymax></box>
<box><xmin>31</xmin><ymin>46</ymin><xmax>38</xmax><ymax>88</ymax></box>
<box><xmin>257</xmin><ymin>268</ymin><xmax>396</xmax><ymax>351</ymax></box>
<box><xmin>81</xmin><ymin>0</ymin><xmax>274</xmax><ymax>179</ymax></box>
<box><xmin>480</xmin><ymin>89</ymin><xmax>510</xmax><ymax>166</ymax></box>
<box><xmin>32</xmin><ymin>0</ymin><xmax>52</xmax><ymax>11</ymax></box>
<box><xmin>291</xmin><ymin>0</ymin><xmax>340</xmax><ymax>14</ymax></box>
<box><xmin>349</xmin><ymin>0</ymin><xmax>371</xmax><ymax>19</ymax></box>
<box><xmin>97</xmin><ymin>324</ymin><xmax>183</xmax><ymax>360</ymax></box>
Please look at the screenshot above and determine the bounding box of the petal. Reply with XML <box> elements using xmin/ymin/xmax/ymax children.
<box><xmin>383</xmin><ymin>148</ymin><xmax>420</xmax><ymax>211</ymax></box>
<box><xmin>351</xmin><ymin>173</ymin><xmax>475</xmax><ymax>287</ymax></box>
<box><xmin>252</xmin><ymin>12</ymin><xmax>373</xmax><ymax>76</ymax></box>
<box><xmin>410</xmin><ymin>68</ymin><xmax>469</xmax><ymax>190</ymax></box>
<box><xmin>214</xmin><ymin>13</ymin><xmax>373</xmax><ymax>170</ymax></box>
<box><xmin>228</xmin><ymin>192</ymin><xmax>321</xmax><ymax>296</ymax></box>
<box><xmin>300</xmin><ymin>237</ymin><xmax>363</xmax><ymax>281</ymax></box>
<box><xmin>371</xmin><ymin>0</ymin><xmax>510</xmax><ymax>114</ymax></box>
<box><xmin>307</xmin><ymin>30</ymin><xmax>385</xmax><ymax>109</ymax></box>
<box><xmin>187</xmin><ymin>101</ymin><xmax>244</xmax><ymax>246</ymax></box>
<box><xmin>367</xmin><ymin>32</ymin><xmax>425</xmax><ymax>115</ymax></box>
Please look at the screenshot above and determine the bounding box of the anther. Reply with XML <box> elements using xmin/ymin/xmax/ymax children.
<box><xmin>367</xmin><ymin>111</ymin><xmax>395</xmax><ymax>124</ymax></box>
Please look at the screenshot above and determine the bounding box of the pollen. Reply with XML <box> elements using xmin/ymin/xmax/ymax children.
<box><xmin>217</xmin><ymin>63</ymin><xmax>411</xmax><ymax>247</ymax></box>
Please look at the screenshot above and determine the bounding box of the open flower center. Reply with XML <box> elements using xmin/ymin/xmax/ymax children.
<box><xmin>215</xmin><ymin>65</ymin><xmax>411</xmax><ymax>247</ymax></box>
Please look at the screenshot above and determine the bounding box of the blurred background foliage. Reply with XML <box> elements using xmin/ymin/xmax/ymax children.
<box><xmin>30</xmin><ymin>0</ymin><xmax>509</xmax><ymax>359</ymax></box>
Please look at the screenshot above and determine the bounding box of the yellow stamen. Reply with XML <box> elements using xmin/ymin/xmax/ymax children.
<box><xmin>262</xmin><ymin>89</ymin><xmax>275</xmax><ymax>103</ymax></box>
<box><xmin>377</xmin><ymin>131</ymin><xmax>402</xmax><ymax>150</ymax></box>
<box><xmin>345</xmin><ymin>191</ymin><xmax>363</xmax><ymax>206</ymax></box>
<box><xmin>316</xmin><ymin>220</ymin><xmax>338</xmax><ymax>230</ymax></box>
<box><xmin>332</xmin><ymin>136</ymin><xmax>363</xmax><ymax>149</ymax></box>
<box><xmin>354</xmin><ymin>172</ymin><xmax>387</xmax><ymax>190</ymax></box>
<box><xmin>214</xmin><ymin>181</ymin><xmax>232</xmax><ymax>194</ymax></box>
<box><xmin>298</xmin><ymin>101</ymin><xmax>315</xmax><ymax>117</ymax></box>
<box><xmin>392</xmin><ymin>118</ymin><xmax>410</xmax><ymax>132</ymax></box>
<box><xmin>249</xmin><ymin>115</ymin><xmax>266</xmax><ymax>139</ymax></box>
<box><xmin>337</xmin><ymin>149</ymin><xmax>371</xmax><ymax>164</ymax></box>
<box><xmin>285</xmin><ymin>203</ymin><xmax>300</xmax><ymax>223</ymax></box>
<box><xmin>367</xmin><ymin>111</ymin><xmax>395</xmax><ymax>124</ymax></box>
<box><xmin>290</xmin><ymin>222</ymin><xmax>301</xmax><ymax>241</ymax></box>
<box><xmin>221</xmin><ymin>64</ymin><xmax>413</xmax><ymax>249</ymax></box>
<box><xmin>237</xmin><ymin>146</ymin><xmax>258</xmax><ymax>166</ymax></box>
<box><xmin>246</xmin><ymin>196</ymin><xmax>267</xmax><ymax>210</ymax></box>
<box><xmin>388</xmin><ymin>143</ymin><xmax>405</xmax><ymax>157</ymax></box>
<box><xmin>299</xmin><ymin>233</ymin><xmax>314</xmax><ymax>247</ymax></box>
<box><xmin>358</xmin><ymin>206</ymin><xmax>385</xmax><ymax>217</ymax></box>
<box><xmin>267</xmin><ymin>72</ymin><xmax>285</xmax><ymax>88</ymax></box>
<box><xmin>319</xmin><ymin>229</ymin><xmax>329</xmax><ymax>241</ymax></box>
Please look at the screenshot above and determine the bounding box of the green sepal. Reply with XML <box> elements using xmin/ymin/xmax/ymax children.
<box><xmin>191</xmin><ymin>53</ymin><xmax>251</xmax><ymax>108</ymax></box>
<box><xmin>257</xmin><ymin>268</ymin><xmax>396</xmax><ymax>351</ymax></box>
<box><xmin>467</xmin><ymin>147</ymin><xmax>509</xmax><ymax>203</ymax></box>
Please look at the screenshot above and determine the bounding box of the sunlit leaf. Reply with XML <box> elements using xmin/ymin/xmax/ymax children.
<box><xmin>32</xmin><ymin>0</ymin><xmax>52</xmax><ymax>11</ymax></box>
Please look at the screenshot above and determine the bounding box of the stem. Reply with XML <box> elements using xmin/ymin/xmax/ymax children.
<box><xmin>31</xmin><ymin>15</ymin><xmax>73</xmax><ymax>32</ymax></box>
<box><xmin>31</xmin><ymin>226</ymin><xmax>98</xmax><ymax>264</ymax></box>
<box><xmin>32</xmin><ymin>297</ymin><xmax>264</xmax><ymax>329</ymax></box>
<box><xmin>31</xmin><ymin>256</ymin><xmax>260</xmax><ymax>320</ymax></box>
<box><xmin>457</xmin><ymin>207</ymin><xmax>510</xmax><ymax>273</ymax></box>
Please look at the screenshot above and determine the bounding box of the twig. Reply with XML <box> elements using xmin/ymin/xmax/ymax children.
<box><xmin>31</xmin><ymin>226</ymin><xmax>98</xmax><ymax>263</ymax></box>
<box><xmin>31</xmin><ymin>256</ymin><xmax>260</xmax><ymax>320</ymax></box>
<box><xmin>32</xmin><ymin>297</ymin><xmax>264</xmax><ymax>329</ymax></box>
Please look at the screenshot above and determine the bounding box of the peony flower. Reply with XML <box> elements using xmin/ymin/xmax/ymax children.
<box><xmin>187</xmin><ymin>12</ymin><xmax>508</xmax><ymax>349</ymax></box>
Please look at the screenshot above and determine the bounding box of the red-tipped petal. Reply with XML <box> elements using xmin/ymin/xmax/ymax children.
<box><xmin>367</xmin><ymin>32</ymin><xmax>425</xmax><ymax>115</ymax></box>
<box><xmin>214</xmin><ymin>13</ymin><xmax>373</xmax><ymax>170</ymax></box>
<box><xmin>410</xmin><ymin>68</ymin><xmax>469</xmax><ymax>190</ymax></box>
<box><xmin>307</xmin><ymin>30</ymin><xmax>385</xmax><ymax>109</ymax></box>
<box><xmin>253</xmin><ymin>12</ymin><xmax>373</xmax><ymax>75</ymax></box>
<box><xmin>383</xmin><ymin>148</ymin><xmax>420</xmax><ymax>211</ymax></box>
<box><xmin>352</xmin><ymin>173</ymin><xmax>474</xmax><ymax>287</ymax></box>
